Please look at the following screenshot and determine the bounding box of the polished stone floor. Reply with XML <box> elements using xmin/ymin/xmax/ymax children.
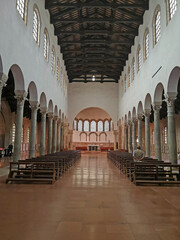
<box><xmin>0</xmin><ymin>152</ymin><xmax>180</xmax><ymax>240</ymax></box>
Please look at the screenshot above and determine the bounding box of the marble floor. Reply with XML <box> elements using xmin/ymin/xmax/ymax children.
<box><xmin>0</xmin><ymin>152</ymin><xmax>180</xmax><ymax>240</ymax></box>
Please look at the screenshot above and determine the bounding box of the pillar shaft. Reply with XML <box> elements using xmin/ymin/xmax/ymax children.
<box><xmin>52</xmin><ymin>117</ymin><xmax>58</xmax><ymax>153</ymax></box>
<box><xmin>57</xmin><ymin>120</ymin><xmax>61</xmax><ymax>152</ymax></box>
<box><xmin>137</xmin><ymin>115</ymin><xmax>142</xmax><ymax>148</ymax></box>
<box><xmin>166</xmin><ymin>97</ymin><xmax>177</xmax><ymax>164</ymax></box>
<box><xmin>40</xmin><ymin>109</ymin><xmax>47</xmax><ymax>155</ymax></box>
<box><xmin>29</xmin><ymin>102</ymin><xmax>38</xmax><ymax>158</ymax></box>
<box><xmin>48</xmin><ymin>113</ymin><xmax>53</xmax><ymax>154</ymax></box>
<box><xmin>132</xmin><ymin>120</ymin><xmax>137</xmax><ymax>152</ymax></box>
<box><xmin>128</xmin><ymin>122</ymin><xmax>132</xmax><ymax>153</ymax></box>
<box><xmin>60</xmin><ymin>123</ymin><xmax>64</xmax><ymax>151</ymax></box>
<box><xmin>153</xmin><ymin>105</ymin><xmax>162</xmax><ymax>161</ymax></box>
<box><xmin>124</xmin><ymin>124</ymin><xmax>128</xmax><ymax>151</ymax></box>
<box><xmin>113</xmin><ymin>130</ymin><xmax>117</xmax><ymax>150</ymax></box>
<box><xmin>145</xmin><ymin>110</ymin><xmax>151</xmax><ymax>157</ymax></box>
<box><xmin>13</xmin><ymin>91</ymin><xmax>26</xmax><ymax>162</ymax></box>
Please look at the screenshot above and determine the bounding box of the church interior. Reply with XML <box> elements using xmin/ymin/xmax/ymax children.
<box><xmin>0</xmin><ymin>0</ymin><xmax>180</xmax><ymax>239</ymax></box>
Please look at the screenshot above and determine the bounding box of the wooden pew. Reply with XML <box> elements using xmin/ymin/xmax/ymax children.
<box><xmin>6</xmin><ymin>161</ymin><xmax>56</xmax><ymax>184</ymax></box>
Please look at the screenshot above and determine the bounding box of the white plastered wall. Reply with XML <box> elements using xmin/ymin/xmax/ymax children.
<box><xmin>0</xmin><ymin>0</ymin><xmax>67</xmax><ymax>115</ymax></box>
<box><xmin>118</xmin><ymin>0</ymin><xmax>180</xmax><ymax>119</ymax></box>
<box><xmin>68</xmin><ymin>83</ymin><xmax>118</xmax><ymax>129</ymax></box>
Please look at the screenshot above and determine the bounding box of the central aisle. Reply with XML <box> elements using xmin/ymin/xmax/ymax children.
<box><xmin>0</xmin><ymin>152</ymin><xmax>180</xmax><ymax>240</ymax></box>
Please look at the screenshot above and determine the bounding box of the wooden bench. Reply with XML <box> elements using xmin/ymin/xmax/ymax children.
<box><xmin>6</xmin><ymin>161</ymin><xmax>56</xmax><ymax>184</ymax></box>
<box><xmin>133</xmin><ymin>163</ymin><xmax>180</xmax><ymax>186</ymax></box>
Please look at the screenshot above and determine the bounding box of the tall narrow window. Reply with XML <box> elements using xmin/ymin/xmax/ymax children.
<box><xmin>51</xmin><ymin>46</ymin><xmax>55</xmax><ymax>72</ymax></box>
<box><xmin>33</xmin><ymin>6</ymin><xmax>40</xmax><ymax>45</ymax></box>
<box><xmin>12</xmin><ymin>123</ymin><xmax>16</xmax><ymax>143</ymax></box>
<box><xmin>137</xmin><ymin>45</ymin><xmax>141</xmax><ymax>72</ymax></box>
<box><xmin>16</xmin><ymin>0</ymin><xmax>27</xmax><ymax>22</ymax></box>
<box><xmin>164</xmin><ymin>127</ymin><xmax>168</xmax><ymax>144</ymax></box>
<box><xmin>144</xmin><ymin>30</ymin><xmax>149</xmax><ymax>60</ymax></box>
<box><xmin>84</xmin><ymin>120</ymin><xmax>90</xmax><ymax>131</ymax></box>
<box><xmin>74</xmin><ymin>120</ymin><xmax>77</xmax><ymax>131</ymax></box>
<box><xmin>44</xmin><ymin>29</ymin><xmax>49</xmax><ymax>61</ymax></box>
<box><xmin>57</xmin><ymin>58</ymin><xmax>60</xmax><ymax>82</ymax></box>
<box><xmin>154</xmin><ymin>9</ymin><xmax>161</xmax><ymax>45</ymax></box>
<box><xmin>128</xmin><ymin>67</ymin><xmax>130</xmax><ymax>87</ymax></box>
<box><xmin>168</xmin><ymin>0</ymin><xmax>177</xmax><ymax>20</ymax></box>
<box><xmin>104</xmin><ymin>120</ymin><xmax>109</xmax><ymax>131</ymax></box>
<box><xmin>90</xmin><ymin>121</ymin><xmax>96</xmax><ymax>132</ymax></box>
<box><xmin>124</xmin><ymin>75</ymin><xmax>126</xmax><ymax>92</ymax></box>
<box><xmin>98</xmin><ymin>121</ymin><xmax>103</xmax><ymax>132</ymax></box>
<box><xmin>27</xmin><ymin>128</ymin><xmax>30</xmax><ymax>143</ymax></box>
<box><xmin>21</xmin><ymin>127</ymin><xmax>24</xmax><ymax>143</ymax></box>
<box><xmin>110</xmin><ymin>120</ymin><xmax>113</xmax><ymax>131</ymax></box>
<box><xmin>78</xmin><ymin>120</ymin><xmax>82</xmax><ymax>131</ymax></box>
<box><xmin>131</xmin><ymin>58</ymin><xmax>135</xmax><ymax>81</ymax></box>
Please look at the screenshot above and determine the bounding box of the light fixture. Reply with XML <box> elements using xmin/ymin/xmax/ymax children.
<box><xmin>92</xmin><ymin>75</ymin><xmax>95</xmax><ymax>81</ymax></box>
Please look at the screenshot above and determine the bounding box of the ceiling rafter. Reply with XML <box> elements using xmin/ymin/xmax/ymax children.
<box><xmin>45</xmin><ymin>0</ymin><xmax>149</xmax><ymax>83</ymax></box>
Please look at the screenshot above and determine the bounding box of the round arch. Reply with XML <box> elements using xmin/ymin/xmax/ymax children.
<box><xmin>28</xmin><ymin>81</ymin><xmax>38</xmax><ymax>102</ymax></box>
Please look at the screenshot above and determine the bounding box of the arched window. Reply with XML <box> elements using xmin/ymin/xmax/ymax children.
<box><xmin>90</xmin><ymin>121</ymin><xmax>96</xmax><ymax>132</ymax></box>
<box><xmin>27</xmin><ymin>127</ymin><xmax>30</xmax><ymax>143</ymax></box>
<box><xmin>124</xmin><ymin>75</ymin><xmax>126</xmax><ymax>92</ymax></box>
<box><xmin>78</xmin><ymin>120</ymin><xmax>82</xmax><ymax>131</ymax></box>
<box><xmin>84</xmin><ymin>120</ymin><xmax>90</xmax><ymax>131</ymax></box>
<box><xmin>16</xmin><ymin>0</ymin><xmax>28</xmax><ymax>22</ymax></box>
<box><xmin>12</xmin><ymin>123</ymin><xmax>16</xmax><ymax>143</ymax></box>
<box><xmin>137</xmin><ymin>45</ymin><xmax>141</xmax><ymax>72</ymax></box>
<box><xmin>164</xmin><ymin>127</ymin><xmax>168</xmax><ymax>144</ymax></box>
<box><xmin>51</xmin><ymin>46</ymin><xmax>55</xmax><ymax>72</ymax></box>
<box><xmin>110</xmin><ymin>120</ymin><xmax>113</xmax><ymax>131</ymax></box>
<box><xmin>168</xmin><ymin>0</ymin><xmax>177</xmax><ymax>21</ymax></box>
<box><xmin>153</xmin><ymin>8</ymin><xmax>161</xmax><ymax>45</ymax></box>
<box><xmin>128</xmin><ymin>67</ymin><xmax>130</xmax><ymax>87</ymax></box>
<box><xmin>98</xmin><ymin>121</ymin><xmax>103</xmax><ymax>132</ymax></box>
<box><xmin>104</xmin><ymin>120</ymin><xmax>109</xmax><ymax>131</ymax></box>
<box><xmin>33</xmin><ymin>6</ymin><xmax>40</xmax><ymax>45</ymax></box>
<box><xmin>144</xmin><ymin>29</ymin><xmax>149</xmax><ymax>60</ymax></box>
<box><xmin>44</xmin><ymin>29</ymin><xmax>49</xmax><ymax>61</ymax></box>
<box><xmin>131</xmin><ymin>58</ymin><xmax>135</xmax><ymax>82</ymax></box>
<box><xmin>74</xmin><ymin>120</ymin><xmax>77</xmax><ymax>131</ymax></box>
<box><xmin>57</xmin><ymin>58</ymin><xmax>60</xmax><ymax>82</ymax></box>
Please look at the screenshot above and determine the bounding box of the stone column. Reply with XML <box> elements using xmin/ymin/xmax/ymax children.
<box><xmin>52</xmin><ymin>116</ymin><xmax>58</xmax><ymax>153</ymax></box>
<box><xmin>60</xmin><ymin>122</ymin><xmax>64</xmax><ymax>151</ymax></box>
<box><xmin>166</xmin><ymin>96</ymin><xmax>177</xmax><ymax>164</ymax></box>
<box><xmin>29</xmin><ymin>101</ymin><xmax>38</xmax><ymax>158</ymax></box>
<box><xmin>40</xmin><ymin>108</ymin><xmax>47</xmax><ymax>155</ymax></box>
<box><xmin>124</xmin><ymin>123</ymin><xmax>128</xmax><ymax>151</ymax></box>
<box><xmin>132</xmin><ymin>119</ymin><xmax>137</xmax><ymax>152</ymax></box>
<box><xmin>0</xmin><ymin>74</ymin><xmax>8</xmax><ymax>111</ymax></box>
<box><xmin>57</xmin><ymin>119</ymin><xmax>61</xmax><ymax>152</ymax></box>
<box><xmin>113</xmin><ymin>130</ymin><xmax>118</xmax><ymax>150</ymax></box>
<box><xmin>13</xmin><ymin>90</ymin><xmax>27</xmax><ymax>162</ymax></box>
<box><xmin>69</xmin><ymin>130</ymin><xmax>73</xmax><ymax>150</ymax></box>
<box><xmin>144</xmin><ymin>109</ymin><xmax>151</xmax><ymax>157</ymax></box>
<box><xmin>47</xmin><ymin>113</ymin><xmax>53</xmax><ymax>154</ymax></box>
<box><xmin>153</xmin><ymin>104</ymin><xmax>162</xmax><ymax>161</ymax></box>
<box><xmin>128</xmin><ymin>121</ymin><xmax>132</xmax><ymax>153</ymax></box>
<box><xmin>137</xmin><ymin>114</ymin><xmax>143</xmax><ymax>148</ymax></box>
<box><xmin>118</xmin><ymin>125</ymin><xmax>122</xmax><ymax>149</ymax></box>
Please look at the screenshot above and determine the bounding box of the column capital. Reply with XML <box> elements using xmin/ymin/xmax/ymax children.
<box><xmin>40</xmin><ymin>107</ymin><xmax>47</xmax><ymax>115</ymax></box>
<box><xmin>30</xmin><ymin>101</ymin><xmax>39</xmax><ymax>111</ymax></box>
<box><xmin>128</xmin><ymin>120</ymin><xmax>132</xmax><ymax>126</ymax></box>
<box><xmin>0</xmin><ymin>73</ymin><xmax>8</xmax><ymax>88</ymax></box>
<box><xmin>165</xmin><ymin>96</ymin><xmax>176</xmax><ymax>107</ymax></box>
<box><xmin>153</xmin><ymin>104</ymin><xmax>161</xmax><ymax>113</ymax></box>
<box><xmin>48</xmin><ymin>112</ymin><xmax>54</xmax><ymax>119</ymax></box>
<box><xmin>15</xmin><ymin>90</ymin><xmax>27</xmax><ymax>106</ymax></box>
<box><xmin>54</xmin><ymin>116</ymin><xmax>58</xmax><ymax>121</ymax></box>
<box><xmin>137</xmin><ymin>114</ymin><xmax>143</xmax><ymax>120</ymax></box>
<box><xmin>144</xmin><ymin>109</ymin><xmax>151</xmax><ymax>117</ymax></box>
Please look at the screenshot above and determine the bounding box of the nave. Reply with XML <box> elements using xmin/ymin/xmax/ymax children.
<box><xmin>0</xmin><ymin>152</ymin><xmax>180</xmax><ymax>240</ymax></box>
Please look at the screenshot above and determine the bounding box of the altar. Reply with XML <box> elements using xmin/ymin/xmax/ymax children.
<box><xmin>88</xmin><ymin>145</ymin><xmax>98</xmax><ymax>151</ymax></box>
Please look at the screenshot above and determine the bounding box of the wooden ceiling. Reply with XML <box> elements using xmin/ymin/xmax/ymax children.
<box><xmin>45</xmin><ymin>0</ymin><xmax>149</xmax><ymax>83</ymax></box>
